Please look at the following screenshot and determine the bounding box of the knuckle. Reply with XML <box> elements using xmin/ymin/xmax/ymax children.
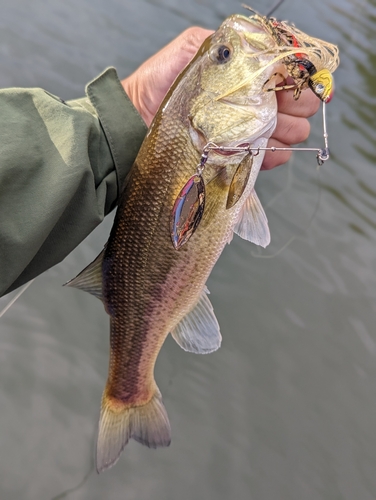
<box><xmin>277</xmin><ymin>115</ymin><xmax>310</xmax><ymax>144</ymax></box>
<box><xmin>299</xmin><ymin>91</ymin><xmax>321</xmax><ymax>117</ymax></box>
<box><xmin>296</xmin><ymin>118</ymin><xmax>310</xmax><ymax>142</ymax></box>
<box><xmin>262</xmin><ymin>142</ymin><xmax>292</xmax><ymax>170</ymax></box>
<box><xmin>181</xmin><ymin>27</ymin><xmax>211</xmax><ymax>51</ymax></box>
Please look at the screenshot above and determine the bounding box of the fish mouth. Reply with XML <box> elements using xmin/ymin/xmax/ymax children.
<box><xmin>214</xmin><ymin>15</ymin><xmax>291</xmax><ymax>102</ymax></box>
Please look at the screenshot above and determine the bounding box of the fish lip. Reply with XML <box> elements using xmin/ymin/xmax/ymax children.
<box><xmin>218</xmin><ymin>95</ymin><xmax>264</xmax><ymax>107</ymax></box>
<box><xmin>224</xmin><ymin>13</ymin><xmax>269</xmax><ymax>35</ymax></box>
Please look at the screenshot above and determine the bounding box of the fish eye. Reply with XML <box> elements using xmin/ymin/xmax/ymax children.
<box><xmin>212</xmin><ymin>44</ymin><xmax>232</xmax><ymax>64</ymax></box>
<box><xmin>315</xmin><ymin>83</ymin><xmax>325</xmax><ymax>94</ymax></box>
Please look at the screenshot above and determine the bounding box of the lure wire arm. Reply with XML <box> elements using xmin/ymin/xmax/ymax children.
<box><xmin>318</xmin><ymin>101</ymin><xmax>330</xmax><ymax>164</ymax></box>
<box><xmin>198</xmin><ymin>102</ymin><xmax>330</xmax><ymax>169</ymax></box>
<box><xmin>171</xmin><ymin>102</ymin><xmax>330</xmax><ymax>250</ymax></box>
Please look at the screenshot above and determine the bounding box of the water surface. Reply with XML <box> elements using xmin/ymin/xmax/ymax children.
<box><xmin>1</xmin><ymin>0</ymin><xmax>376</xmax><ymax>499</ymax></box>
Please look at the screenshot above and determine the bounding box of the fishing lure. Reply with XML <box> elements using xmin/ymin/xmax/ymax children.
<box><xmin>263</xmin><ymin>57</ymin><xmax>334</xmax><ymax>102</ymax></box>
<box><xmin>242</xmin><ymin>6</ymin><xmax>337</xmax><ymax>102</ymax></box>
<box><xmin>170</xmin><ymin>8</ymin><xmax>338</xmax><ymax>250</ymax></box>
<box><xmin>262</xmin><ymin>26</ymin><xmax>335</xmax><ymax>102</ymax></box>
<box><xmin>170</xmin><ymin>100</ymin><xmax>331</xmax><ymax>250</ymax></box>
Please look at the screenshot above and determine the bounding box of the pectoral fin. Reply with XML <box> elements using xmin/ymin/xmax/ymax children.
<box><xmin>64</xmin><ymin>249</ymin><xmax>105</xmax><ymax>300</ymax></box>
<box><xmin>233</xmin><ymin>188</ymin><xmax>270</xmax><ymax>248</ymax></box>
<box><xmin>171</xmin><ymin>287</ymin><xmax>221</xmax><ymax>354</ymax></box>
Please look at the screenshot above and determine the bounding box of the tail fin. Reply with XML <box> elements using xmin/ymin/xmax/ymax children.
<box><xmin>96</xmin><ymin>388</ymin><xmax>171</xmax><ymax>473</ymax></box>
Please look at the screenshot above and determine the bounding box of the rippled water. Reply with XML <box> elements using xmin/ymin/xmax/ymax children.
<box><xmin>1</xmin><ymin>0</ymin><xmax>376</xmax><ymax>499</ymax></box>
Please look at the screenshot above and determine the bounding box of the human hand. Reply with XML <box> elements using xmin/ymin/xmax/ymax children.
<box><xmin>121</xmin><ymin>28</ymin><xmax>321</xmax><ymax>170</ymax></box>
<box><xmin>122</xmin><ymin>28</ymin><xmax>212</xmax><ymax>127</ymax></box>
<box><xmin>261</xmin><ymin>81</ymin><xmax>320</xmax><ymax>170</ymax></box>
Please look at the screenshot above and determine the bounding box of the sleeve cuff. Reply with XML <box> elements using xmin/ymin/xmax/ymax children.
<box><xmin>85</xmin><ymin>67</ymin><xmax>148</xmax><ymax>196</ymax></box>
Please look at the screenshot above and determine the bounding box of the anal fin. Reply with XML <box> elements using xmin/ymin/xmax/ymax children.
<box><xmin>171</xmin><ymin>287</ymin><xmax>221</xmax><ymax>354</ymax></box>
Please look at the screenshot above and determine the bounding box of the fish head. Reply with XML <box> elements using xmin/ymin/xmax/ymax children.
<box><xmin>187</xmin><ymin>14</ymin><xmax>288</xmax><ymax>150</ymax></box>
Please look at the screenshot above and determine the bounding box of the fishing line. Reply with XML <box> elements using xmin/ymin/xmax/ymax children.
<box><xmin>0</xmin><ymin>279</ymin><xmax>34</xmax><ymax>318</ymax></box>
<box><xmin>0</xmin><ymin>276</ymin><xmax>95</xmax><ymax>496</ymax></box>
<box><xmin>264</xmin><ymin>155</ymin><xmax>295</xmax><ymax>209</ymax></box>
<box><xmin>49</xmin><ymin>424</ymin><xmax>96</xmax><ymax>500</ymax></box>
<box><xmin>265</xmin><ymin>0</ymin><xmax>286</xmax><ymax>17</ymax></box>
<box><xmin>250</xmin><ymin>159</ymin><xmax>323</xmax><ymax>259</ymax></box>
<box><xmin>242</xmin><ymin>0</ymin><xmax>285</xmax><ymax>18</ymax></box>
<box><xmin>49</xmin><ymin>463</ymin><xmax>94</xmax><ymax>500</ymax></box>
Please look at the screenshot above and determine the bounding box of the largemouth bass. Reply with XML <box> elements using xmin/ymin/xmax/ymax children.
<box><xmin>67</xmin><ymin>11</ymin><xmax>339</xmax><ymax>472</ymax></box>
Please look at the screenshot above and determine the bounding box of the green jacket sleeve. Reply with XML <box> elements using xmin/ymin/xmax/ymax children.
<box><xmin>0</xmin><ymin>67</ymin><xmax>147</xmax><ymax>297</ymax></box>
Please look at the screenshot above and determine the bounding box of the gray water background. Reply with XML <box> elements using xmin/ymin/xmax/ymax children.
<box><xmin>0</xmin><ymin>0</ymin><xmax>375</xmax><ymax>498</ymax></box>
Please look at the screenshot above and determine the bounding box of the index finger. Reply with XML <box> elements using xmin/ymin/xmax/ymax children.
<box><xmin>276</xmin><ymin>87</ymin><xmax>321</xmax><ymax>118</ymax></box>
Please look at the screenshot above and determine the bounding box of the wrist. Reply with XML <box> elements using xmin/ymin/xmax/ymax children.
<box><xmin>121</xmin><ymin>75</ymin><xmax>150</xmax><ymax>126</ymax></box>
<box><xmin>121</xmin><ymin>76</ymin><xmax>137</xmax><ymax>114</ymax></box>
